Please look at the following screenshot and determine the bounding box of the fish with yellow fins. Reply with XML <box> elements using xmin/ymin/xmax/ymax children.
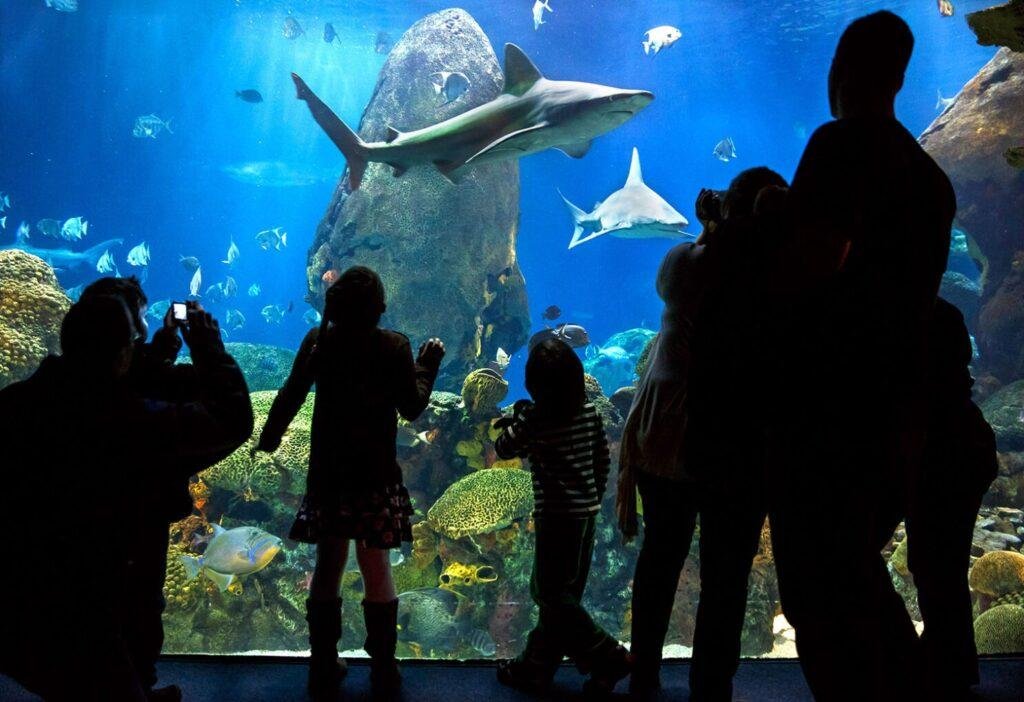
<box><xmin>180</xmin><ymin>524</ymin><xmax>282</xmax><ymax>592</ymax></box>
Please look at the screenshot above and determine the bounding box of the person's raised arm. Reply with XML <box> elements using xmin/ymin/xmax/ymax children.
<box><xmin>256</xmin><ymin>328</ymin><xmax>319</xmax><ymax>452</ymax></box>
<box><xmin>395</xmin><ymin>337</ymin><xmax>444</xmax><ymax>421</ymax></box>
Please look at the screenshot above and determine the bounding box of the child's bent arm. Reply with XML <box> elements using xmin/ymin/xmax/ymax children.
<box><xmin>258</xmin><ymin>330</ymin><xmax>317</xmax><ymax>451</ymax></box>
<box><xmin>395</xmin><ymin>339</ymin><xmax>440</xmax><ymax>421</ymax></box>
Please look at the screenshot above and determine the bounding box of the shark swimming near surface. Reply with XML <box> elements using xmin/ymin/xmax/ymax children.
<box><xmin>1</xmin><ymin>237</ymin><xmax>124</xmax><ymax>271</ymax></box>
<box><xmin>291</xmin><ymin>43</ymin><xmax>654</xmax><ymax>190</ymax></box>
<box><xmin>559</xmin><ymin>147</ymin><xmax>691</xmax><ymax>249</ymax></box>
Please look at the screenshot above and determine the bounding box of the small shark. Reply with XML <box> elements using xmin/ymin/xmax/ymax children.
<box><xmin>292</xmin><ymin>43</ymin><xmax>654</xmax><ymax>190</ymax></box>
<box><xmin>1</xmin><ymin>238</ymin><xmax>123</xmax><ymax>271</ymax></box>
<box><xmin>559</xmin><ymin>147</ymin><xmax>691</xmax><ymax>249</ymax></box>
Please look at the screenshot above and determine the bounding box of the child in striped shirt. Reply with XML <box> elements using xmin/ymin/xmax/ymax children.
<box><xmin>493</xmin><ymin>339</ymin><xmax>632</xmax><ymax>696</ymax></box>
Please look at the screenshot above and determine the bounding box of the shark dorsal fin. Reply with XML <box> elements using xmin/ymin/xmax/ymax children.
<box><xmin>626</xmin><ymin>147</ymin><xmax>644</xmax><ymax>186</ymax></box>
<box><xmin>503</xmin><ymin>44</ymin><xmax>543</xmax><ymax>96</ymax></box>
<box><xmin>384</xmin><ymin>126</ymin><xmax>401</xmax><ymax>143</ymax></box>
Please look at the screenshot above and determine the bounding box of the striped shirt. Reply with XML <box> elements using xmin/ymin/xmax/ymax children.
<box><xmin>494</xmin><ymin>402</ymin><xmax>610</xmax><ymax>517</ymax></box>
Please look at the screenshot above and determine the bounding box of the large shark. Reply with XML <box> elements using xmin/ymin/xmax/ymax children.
<box><xmin>1</xmin><ymin>238</ymin><xmax>123</xmax><ymax>271</ymax></box>
<box><xmin>291</xmin><ymin>43</ymin><xmax>654</xmax><ymax>190</ymax></box>
<box><xmin>559</xmin><ymin>147</ymin><xmax>691</xmax><ymax>249</ymax></box>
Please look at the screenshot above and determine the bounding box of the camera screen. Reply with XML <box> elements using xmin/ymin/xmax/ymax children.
<box><xmin>172</xmin><ymin>303</ymin><xmax>188</xmax><ymax>321</ymax></box>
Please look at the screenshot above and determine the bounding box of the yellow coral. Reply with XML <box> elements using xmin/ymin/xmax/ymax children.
<box><xmin>0</xmin><ymin>250</ymin><xmax>71</xmax><ymax>389</ymax></box>
<box><xmin>455</xmin><ymin>439</ymin><xmax>483</xmax><ymax>458</ymax></box>
<box><xmin>163</xmin><ymin>544</ymin><xmax>202</xmax><ymax>610</ymax></box>
<box><xmin>461</xmin><ymin>368</ymin><xmax>508</xmax><ymax>415</ymax></box>
<box><xmin>426</xmin><ymin>468</ymin><xmax>534</xmax><ymax>540</ymax></box>
<box><xmin>490</xmin><ymin>458</ymin><xmax>522</xmax><ymax>470</ymax></box>
<box><xmin>439</xmin><ymin>561</ymin><xmax>498</xmax><ymax>590</ymax></box>
<box><xmin>411</xmin><ymin>522</ymin><xmax>439</xmax><ymax>570</ymax></box>
<box><xmin>968</xmin><ymin>550</ymin><xmax>1024</xmax><ymax>598</ymax></box>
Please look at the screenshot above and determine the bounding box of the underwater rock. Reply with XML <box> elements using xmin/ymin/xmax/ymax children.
<box><xmin>974</xmin><ymin>603</ymin><xmax>1024</xmax><ymax>654</ymax></box>
<box><xmin>305</xmin><ymin>8</ymin><xmax>529</xmax><ymax>388</ymax></box>
<box><xmin>978</xmin><ymin>254</ymin><xmax>1024</xmax><ymax>381</ymax></box>
<box><xmin>609</xmin><ymin>386</ymin><xmax>636</xmax><ymax>418</ymax></box>
<box><xmin>940</xmin><ymin>271</ymin><xmax>983</xmax><ymax>321</ymax></box>
<box><xmin>918</xmin><ymin>49</ymin><xmax>1024</xmax><ymax>378</ymax></box>
<box><xmin>584</xmin><ymin>373</ymin><xmax>624</xmax><ymax>439</ymax></box>
<box><xmin>223</xmin><ymin>343</ymin><xmax>296</xmax><ymax>392</ymax></box>
<box><xmin>425</xmin><ymin>467</ymin><xmax>534</xmax><ymax>540</ymax></box>
<box><xmin>0</xmin><ymin>250</ymin><xmax>71</xmax><ymax>390</ymax></box>
<box><xmin>967</xmin><ymin>0</ymin><xmax>1024</xmax><ymax>53</ymax></box>
<box><xmin>981</xmin><ymin>380</ymin><xmax>1024</xmax><ymax>451</ymax></box>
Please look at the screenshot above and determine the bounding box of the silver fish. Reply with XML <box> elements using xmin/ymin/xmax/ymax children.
<box><xmin>642</xmin><ymin>25</ymin><xmax>682</xmax><ymax>55</ymax></box>
<box><xmin>936</xmin><ymin>89</ymin><xmax>956</xmax><ymax>113</ymax></box>
<box><xmin>468</xmin><ymin>628</ymin><xmax>497</xmax><ymax>657</ymax></box>
<box><xmin>45</xmin><ymin>0</ymin><xmax>78</xmax><ymax>11</ymax></box>
<box><xmin>303</xmin><ymin>309</ymin><xmax>322</xmax><ymax>327</ymax></box>
<box><xmin>65</xmin><ymin>284</ymin><xmax>84</xmax><ymax>302</ymax></box>
<box><xmin>126</xmin><ymin>242</ymin><xmax>150</xmax><ymax>267</ymax></box>
<box><xmin>180</xmin><ymin>255</ymin><xmax>200</xmax><ymax>272</ymax></box>
<box><xmin>261</xmin><ymin>304</ymin><xmax>286</xmax><ymax>324</ymax></box>
<box><xmin>223</xmin><ymin>276</ymin><xmax>238</xmax><ymax>299</ymax></box>
<box><xmin>96</xmin><ymin>249</ymin><xmax>118</xmax><ymax>274</ymax></box>
<box><xmin>226</xmin><ymin>309</ymin><xmax>245</xmax><ymax>331</ymax></box>
<box><xmin>532</xmin><ymin>0</ymin><xmax>552</xmax><ymax>30</ymax></box>
<box><xmin>283</xmin><ymin>17</ymin><xmax>304</xmax><ymax>39</ymax></box>
<box><xmin>255</xmin><ymin>227</ymin><xmax>287</xmax><ymax>251</ymax></box>
<box><xmin>0</xmin><ymin>192</ymin><xmax>10</xmax><ymax>211</ymax></box>
<box><xmin>374</xmin><ymin>31</ymin><xmax>392</xmax><ymax>54</ymax></box>
<box><xmin>132</xmin><ymin>114</ymin><xmax>173</xmax><ymax>140</ymax></box>
<box><xmin>248</xmin><ymin>283</ymin><xmax>261</xmax><ymax>297</ymax></box>
<box><xmin>61</xmin><ymin>216</ymin><xmax>88</xmax><ymax>241</ymax></box>
<box><xmin>147</xmin><ymin>300</ymin><xmax>171</xmax><ymax>320</ymax></box>
<box><xmin>189</xmin><ymin>267</ymin><xmax>202</xmax><ymax>297</ymax></box>
<box><xmin>16</xmin><ymin>221</ymin><xmax>30</xmax><ymax>242</ymax></box>
<box><xmin>712</xmin><ymin>137</ymin><xmax>737</xmax><ymax>163</ymax></box>
<box><xmin>223</xmin><ymin>238</ymin><xmax>240</xmax><ymax>266</ymax></box>
<box><xmin>37</xmin><ymin>219</ymin><xmax>62</xmax><ymax>238</ymax></box>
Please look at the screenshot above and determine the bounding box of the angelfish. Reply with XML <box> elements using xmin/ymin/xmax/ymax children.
<box><xmin>190</xmin><ymin>267</ymin><xmax>202</xmax><ymax>298</ymax></box>
<box><xmin>642</xmin><ymin>26</ymin><xmax>682</xmax><ymax>55</ymax></box>
<box><xmin>223</xmin><ymin>237</ymin><xmax>240</xmax><ymax>266</ymax></box>
<box><xmin>532</xmin><ymin>0</ymin><xmax>552</xmax><ymax>30</ymax></box>
<box><xmin>431</xmin><ymin>71</ymin><xmax>471</xmax><ymax>104</ymax></box>
<box><xmin>936</xmin><ymin>89</ymin><xmax>956</xmax><ymax>113</ymax></box>
<box><xmin>712</xmin><ymin>136</ymin><xmax>737</xmax><ymax>163</ymax></box>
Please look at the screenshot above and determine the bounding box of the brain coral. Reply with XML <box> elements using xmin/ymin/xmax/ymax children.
<box><xmin>201</xmin><ymin>390</ymin><xmax>314</xmax><ymax>500</ymax></box>
<box><xmin>968</xmin><ymin>550</ymin><xmax>1024</xmax><ymax>597</ymax></box>
<box><xmin>0</xmin><ymin>250</ymin><xmax>70</xmax><ymax>390</ymax></box>
<box><xmin>973</xmin><ymin>604</ymin><xmax>1024</xmax><ymax>654</ymax></box>
<box><xmin>461</xmin><ymin>368</ymin><xmax>509</xmax><ymax>415</ymax></box>
<box><xmin>426</xmin><ymin>468</ymin><xmax>534</xmax><ymax>540</ymax></box>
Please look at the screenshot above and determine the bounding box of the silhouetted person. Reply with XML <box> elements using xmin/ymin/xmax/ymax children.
<box><xmin>81</xmin><ymin>277</ymin><xmax>236</xmax><ymax>702</ymax></box>
<box><xmin>766</xmin><ymin>11</ymin><xmax>956</xmax><ymax>701</ymax></box>
<box><xmin>0</xmin><ymin>297</ymin><xmax>252</xmax><ymax>702</ymax></box>
<box><xmin>907</xmin><ymin>298</ymin><xmax>997</xmax><ymax>702</ymax></box>
<box><xmin>254</xmin><ymin>266</ymin><xmax>444</xmax><ymax>700</ymax></box>
<box><xmin>494</xmin><ymin>339</ymin><xmax>631</xmax><ymax>697</ymax></box>
<box><xmin>619</xmin><ymin>167</ymin><xmax>787</xmax><ymax>701</ymax></box>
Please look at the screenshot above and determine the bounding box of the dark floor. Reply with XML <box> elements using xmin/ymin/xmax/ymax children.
<box><xmin>3</xmin><ymin>658</ymin><xmax>1024</xmax><ymax>701</ymax></box>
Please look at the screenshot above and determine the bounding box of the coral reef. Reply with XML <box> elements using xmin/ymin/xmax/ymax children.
<box><xmin>967</xmin><ymin>0</ymin><xmax>1024</xmax><ymax>53</ymax></box>
<box><xmin>304</xmin><ymin>8</ymin><xmax>529</xmax><ymax>389</ymax></box>
<box><xmin>0</xmin><ymin>250</ymin><xmax>70</xmax><ymax>390</ymax></box>
<box><xmin>461</xmin><ymin>368</ymin><xmax>509</xmax><ymax>416</ymax></box>
<box><xmin>224</xmin><ymin>343</ymin><xmax>296</xmax><ymax>392</ymax></box>
<box><xmin>969</xmin><ymin>550</ymin><xmax>1024</xmax><ymax>598</ymax></box>
<box><xmin>425</xmin><ymin>468</ymin><xmax>534</xmax><ymax>540</ymax></box>
<box><xmin>585</xmin><ymin>373</ymin><xmax>624</xmax><ymax>439</ymax></box>
<box><xmin>973</xmin><ymin>604</ymin><xmax>1024</xmax><ymax>654</ymax></box>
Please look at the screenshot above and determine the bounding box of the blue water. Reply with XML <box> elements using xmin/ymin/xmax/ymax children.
<box><xmin>0</xmin><ymin>0</ymin><xmax>998</xmax><ymax>392</ymax></box>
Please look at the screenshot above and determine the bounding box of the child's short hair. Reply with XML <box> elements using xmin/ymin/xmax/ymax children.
<box><xmin>525</xmin><ymin>339</ymin><xmax>586</xmax><ymax>420</ymax></box>
<box><xmin>324</xmin><ymin>266</ymin><xmax>386</xmax><ymax>330</ymax></box>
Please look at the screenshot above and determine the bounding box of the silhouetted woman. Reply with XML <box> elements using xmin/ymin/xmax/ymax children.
<box><xmin>255</xmin><ymin>266</ymin><xmax>444</xmax><ymax>699</ymax></box>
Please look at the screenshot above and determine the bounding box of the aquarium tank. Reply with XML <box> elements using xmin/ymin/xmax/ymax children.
<box><xmin>2</xmin><ymin>0</ymin><xmax>1023</xmax><ymax>659</ymax></box>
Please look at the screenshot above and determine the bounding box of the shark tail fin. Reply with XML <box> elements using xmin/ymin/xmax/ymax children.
<box><xmin>558</xmin><ymin>190</ymin><xmax>596</xmax><ymax>250</ymax></box>
<box><xmin>84</xmin><ymin>239</ymin><xmax>124</xmax><ymax>268</ymax></box>
<box><xmin>291</xmin><ymin>72</ymin><xmax>369</xmax><ymax>190</ymax></box>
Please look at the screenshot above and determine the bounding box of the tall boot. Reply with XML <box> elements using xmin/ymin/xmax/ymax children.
<box><xmin>363</xmin><ymin>599</ymin><xmax>401</xmax><ymax>696</ymax></box>
<box><xmin>306</xmin><ymin>598</ymin><xmax>348</xmax><ymax>699</ymax></box>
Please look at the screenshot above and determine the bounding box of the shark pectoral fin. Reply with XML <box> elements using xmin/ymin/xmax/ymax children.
<box><xmin>384</xmin><ymin>126</ymin><xmax>402</xmax><ymax>143</ymax></box>
<box><xmin>503</xmin><ymin>44</ymin><xmax>544</xmax><ymax>96</ymax></box>
<box><xmin>568</xmin><ymin>227</ymin><xmax>612</xmax><ymax>250</ymax></box>
<box><xmin>433</xmin><ymin>160</ymin><xmax>463</xmax><ymax>184</ymax></box>
<box><xmin>556</xmin><ymin>140</ymin><xmax>592</xmax><ymax>159</ymax></box>
<box><xmin>465</xmin><ymin>123</ymin><xmax>549</xmax><ymax>165</ymax></box>
<box><xmin>388</xmin><ymin>163</ymin><xmax>408</xmax><ymax>177</ymax></box>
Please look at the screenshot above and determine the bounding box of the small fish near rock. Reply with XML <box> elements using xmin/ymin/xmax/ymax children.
<box><xmin>255</xmin><ymin>226</ymin><xmax>287</xmax><ymax>251</ymax></box>
<box><xmin>936</xmin><ymin>89</ymin><xmax>956</xmax><ymax>113</ymax></box>
<box><xmin>643</xmin><ymin>26</ymin><xmax>682</xmax><ymax>55</ymax></box>
<box><xmin>303</xmin><ymin>309</ymin><xmax>322</xmax><ymax>327</ymax></box>
<box><xmin>283</xmin><ymin>17</ymin><xmax>305</xmax><ymax>40</ymax></box>
<box><xmin>1006</xmin><ymin>146</ymin><xmax>1024</xmax><ymax>169</ymax></box>
<box><xmin>132</xmin><ymin>114</ymin><xmax>173</xmax><ymax>139</ymax></box>
<box><xmin>374</xmin><ymin>30</ymin><xmax>392</xmax><ymax>54</ymax></box>
<box><xmin>431</xmin><ymin>71</ymin><xmax>471</xmax><ymax>105</ymax></box>
<box><xmin>323</xmin><ymin>22</ymin><xmax>338</xmax><ymax>44</ymax></box>
<box><xmin>532</xmin><ymin>0</ymin><xmax>553</xmax><ymax>30</ymax></box>
<box><xmin>713</xmin><ymin>136</ymin><xmax>737</xmax><ymax>163</ymax></box>
<box><xmin>529</xmin><ymin>323</ymin><xmax>591</xmax><ymax>350</ymax></box>
<box><xmin>235</xmin><ymin>89</ymin><xmax>263</xmax><ymax>103</ymax></box>
<box><xmin>61</xmin><ymin>216</ymin><xmax>88</xmax><ymax>241</ymax></box>
<box><xmin>541</xmin><ymin>305</ymin><xmax>561</xmax><ymax>321</ymax></box>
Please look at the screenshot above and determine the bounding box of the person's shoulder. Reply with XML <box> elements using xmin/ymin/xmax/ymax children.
<box><xmin>380</xmin><ymin>329</ymin><xmax>412</xmax><ymax>351</ymax></box>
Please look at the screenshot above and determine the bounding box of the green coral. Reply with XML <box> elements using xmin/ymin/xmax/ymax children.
<box><xmin>426</xmin><ymin>468</ymin><xmax>534</xmax><ymax>539</ymax></box>
<box><xmin>974</xmin><ymin>604</ymin><xmax>1024</xmax><ymax>654</ymax></box>
<box><xmin>461</xmin><ymin>368</ymin><xmax>509</xmax><ymax>415</ymax></box>
<box><xmin>223</xmin><ymin>343</ymin><xmax>297</xmax><ymax>392</ymax></box>
<box><xmin>201</xmin><ymin>390</ymin><xmax>314</xmax><ymax>500</ymax></box>
<box><xmin>585</xmin><ymin>373</ymin><xmax>623</xmax><ymax>434</ymax></box>
<box><xmin>635</xmin><ymin>334</ymin><xmax>657</xmax><ymax>381</ymax></box>
<box><xmin>163</xmin><ymin>544</ymin><xmax>204</xmax><ymax>611</ymax></box>
<box><xmin>0</xmin><ymin>250</ymin><xmax>71</xmax><ymax>390</ymax></box>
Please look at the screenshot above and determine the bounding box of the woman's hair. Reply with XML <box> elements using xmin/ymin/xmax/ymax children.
<box><xmin>525</xmin><ymin>339</ymin><xmax>587</xmax><ymax>420</ymax></box>
<box><xmin>81</xmin><ymin>275</ymin><xmax>147</xmax><ymax>339</ymax></box>
<box><xmin>322</xmin><ymin>266</ymin><xmax>386</xmax><ymax>330</ymax></box>
<box><xmin>722</xmin><ymin>167</ymin><xmax>789</xmax><ymax>221</ymax></box>
<box><xmin>61</xmin><ymin>295</ymin><xmax>134</xmax><ymax>370</ymax></box>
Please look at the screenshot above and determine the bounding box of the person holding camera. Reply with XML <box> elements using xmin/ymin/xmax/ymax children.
<box><xmin>254</xmin><ymin>266</ymin><xmax>444</xmax><ymax>700</ymax></box>
<box><xmin>619</xmin><ymin>168</ymin><xmax>787</xmax><ymax>701</ymax></box>
<box><xmin>0</xmin><ymin>295</ymin><xmax>252</xmax><ymax>701</ymax></box>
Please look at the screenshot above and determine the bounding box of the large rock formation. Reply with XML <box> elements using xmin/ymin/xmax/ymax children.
<box><xmin>919</xmin><ymin>48</ymin><xmax>1024</xmax><ymax>379</ymax></box>
<box><xmin>305</xmin><ymin>9</ymin><xmax>529</xmax><ymax>387</ymax></box>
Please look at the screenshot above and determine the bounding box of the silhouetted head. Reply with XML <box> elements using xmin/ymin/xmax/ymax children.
<box><xmin>525</xmin><ymin>339</ymin><xmax>587</xmax><ymax>421</ymax></box>
<box><xmin>323</xmin><ymin>266</ymin><xmax>386</xmax><ymax>330</ymax></box>
<box><xmin>828</xmin><ymin>11</ymin><xmax>913</xmax><ymax>118</ymax></box>
<box><xmin>722</xmin><ymin>167</ymin><xmax>789</xmax><ymax>220</ymax></box>
<box><xmin>82</xmin><ymin>276</ymin><xmax>149</xmax><ymax>341</ymax></box>
<box><xmin>60</xmin><ymin>295</ymin><xmax>136</xmax><ymax>378</ymax></box>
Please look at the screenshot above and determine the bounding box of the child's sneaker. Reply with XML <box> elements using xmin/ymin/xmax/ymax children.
<box><xmin>581</xmin><ymin>644</ymin><xmax>634</xmax><ymax>698</ymax></box>
<box><xmin>496</xmin><ymin>658</ymin><xmax>557</xmax><ymax>693</ymax></box>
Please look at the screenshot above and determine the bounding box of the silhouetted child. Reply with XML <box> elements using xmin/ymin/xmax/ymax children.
<box><xmin>255</xmin><ymin>266</ymin><xmax>444</xmax><ymax>699</ymax></box>
<box><xmin>494</xmin><ymin>339</ymin><xmax>631</xmax><ymax>696</ymax></box>
<box><xmin>907</xmin><ymin>297</ymin><xmax>997</xmax><ymax>701</ymax></box>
